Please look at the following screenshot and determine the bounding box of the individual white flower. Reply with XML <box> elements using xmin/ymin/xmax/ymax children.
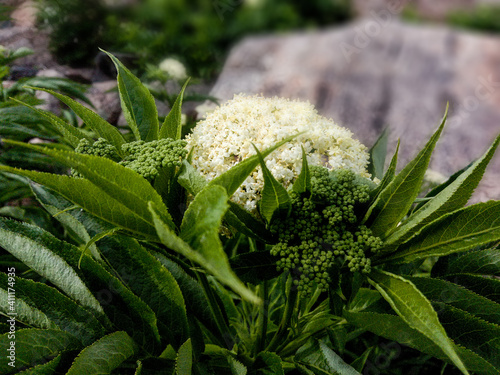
<box><xmin>158</xmin><ymin>58</ymin><xmax>187</xmax><ymax>81</ymax></box>
<box><xmin>186</xmin><ymin>94</ymin><xmax>371</xmax><ymax>213</ymax></box>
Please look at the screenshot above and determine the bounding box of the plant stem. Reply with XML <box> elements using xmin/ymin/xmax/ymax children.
<box><xmin>265</xmin><ymin>277</ymin><xmax>298</xmax><ymax>353</ymax></box>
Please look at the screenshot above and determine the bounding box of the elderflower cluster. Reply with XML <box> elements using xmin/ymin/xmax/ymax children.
<box><xmin>158</xmin><ymin>58</ymin><xmax>187</xmax><ymax>81</ymax></box>
<box><xmin>186</xmin><ymin>94</ymin><xmax>371</xmax><ymax>213</ymax></box>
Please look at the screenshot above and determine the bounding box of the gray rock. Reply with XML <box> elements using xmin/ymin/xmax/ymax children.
<box><xmin>209</xmin><ymin>20</ymin><xmax>500</xmax><ymax>202</ymax></box>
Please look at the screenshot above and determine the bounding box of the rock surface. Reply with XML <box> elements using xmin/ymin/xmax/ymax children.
<box><xmin>209</xmin><ymin>20</ymin><xmax>500</xmax><ymax>202</ymax></box>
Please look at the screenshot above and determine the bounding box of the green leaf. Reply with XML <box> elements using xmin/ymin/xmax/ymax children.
<box><xmin>442</xmin><ymin>249</ymin><xmax>500</xmax><ymax>277</ymax></box>
<box><xmin>349</xmin><ymin>347</ymin><xmax>373</xmax><ymax>373</ymax></box>
<box><xmin>228</xmin><ymin>356</ymin><xmax>248</xmax><ymax>375</ymax></box>
<box><xmin>102</xmin><ymin>50</ymin><xmax>159</xmax><ymax>141</ymax></box>
<box><xmin>442</xmin><ymin>274</ymin><xmax>500</xmax><ymax>305</ymax></box>
<box><xmin>4</xmin><ymin>140</ymin><xmax>174</xmax><ymax>232</ymax></box>
<box><xmin>368</xmin><ymin>269</ymin><xmax>468</xmax><ymax>374</ymax></box>
<box><xmin>0</xmin><ymin>274</ymin><xmax>105</xmax><ymax>345</ymax></box>
<box><xmin>255</xmin><ymin>351</ymin><xmax>284</xmax><ymax>375</ymax></box>
<box><xmin>67</xmin><ymin>331</ymin><xmax>135</xmax><ymax>375</ymax></box>
<box><xmin>292</xmin><ymin>146</ymin><xmax>311</xmax><ymax>194</ymax></box>
<box><xmin>10</xmin><ymin>98</ymin><xmax>90</xmax><ymax>148</ymax></box>
<box><xmin>29</xmin><ymin>87</ymin><xmax>126</xmax><ymax>155</ymax></box>
<box><xmin>17</xmin><ymin>354</ymin><xmax>61</xmax><ymax>375</ymax></box>
<box><xmin>177</xmin><ymin>160</ymin><xmax>207</xmax><ymax>196</ymax></box>
<box><xmin>0</xmin><ymin>218</ymin><xmax>103</xmax><ymax>314</ymax></box>
<box><xmin>408</xmin><ymin>276</ymin><xmax>500</xmax><ymax>326</ymax></box>
<box><xmin>150</xmin><ymin>195</ymin><xmax>260</xmax><ymax>304</ymax></box>
<box><xmin>160</xmin><ymin>78</ymin><xmax>190</xmax><ymax>140</ymax></box>
<box><xmin>0</xmin><ymin>329</ymin><xmax>82</xmax><ymax>374</ymax></box>
<box><xmin>344</xmin><ymin>310</ymin><xmax>499</xmax><ymax>375</ymax></box>
<box><xmin>367</xmin><ymin>140</ymin><xmax>399</xmax><ymax>203</ymax></box>
<box><xmin>0</xmin><ymin>218</ymin><xmax>160</xmax><ymax>353</ymax></box>
<box><xmin>207</xmin><ymin>134</ymin><xmax>302</xmax><ymax>197</ymax></box>
<box><xmin>175</xmin><ymin>339</ymin><xmax>192</xmax><ymax>375</ymax></box>
<box><xmin>253</xmin><ymin>144</ymin><xmax>291</xmax><ymax>223</ymax></box>
<box><xmin>381</xmin><ymin>201</ymin><xmax>500</xmax><ymax>264</ymax></box>
<box><xmin>96</xmin><ymin>235</ymin><xmax>189</xmax><ymax>348</ymax></box>
<box><xmin>295</xmin><ymin>340</ymin><xmax>361</xmax><ymax>375</ymax></box>
<box><xmin>364</xmin><ymin>108</ymin><xmax>447</xmax><ymax>238</ymax></box>
<box><xmin>368</xmin><ymin>128</ymin><xmax>389</xmax><ymax>180</ymax></box>
<box><xmin>225</xmin><ymin>201</ymin><xmax>276</xmax><ymax>243</ymax></box>
<box><xmin>386</xmin><ymin>133</ymin><xmax>500</xmax><ymax>246</ymax></box>
<box><xmin>434</xmin><ymin>303</ymin><xmax>500</xmax><ymax>368</ymax></box>
<box><xmin>153</xmin><ymin>251</ymin><xmax>218</xmax><ymax>337</ymax></box>
<box><xmin>0</xmin><ymin>165</ymin><xmax>157</xmax><ymax>237</ymax></box>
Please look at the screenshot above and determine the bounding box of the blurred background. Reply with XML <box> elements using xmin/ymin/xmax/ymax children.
<box><xmin>1</xmin><ymin>0</ymin><xmax>500</xmax><ymax>201</ymax></box>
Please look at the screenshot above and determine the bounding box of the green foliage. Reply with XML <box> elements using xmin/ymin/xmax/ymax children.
<box><xmin>447</xmin><ymin>5</ymin><xmax>500</xmax><ymax>34</ymax></box>
<box><xmin>1</xmin><ymin>52</ymin><xmax>499</xmax><ymax>375</ymax></box>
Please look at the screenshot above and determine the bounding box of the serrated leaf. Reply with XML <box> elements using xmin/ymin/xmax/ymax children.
<box><xmin>0</xmin><ymin>165</ymin><xmax>157</xmax><ymax>237</ymax></box>
<box><xmin>253</xmin><ymin>144</ymin><xmax>291</xmax><ymax>223</ymax></box>
<box><xmin>255</xmin><ymin>351</ymin><xmax>284</xmax><ymax>375</ymax></box>
<box><xmin>0</xmin><ymin>218</ymin><xmax>160</xmax><ymax>353</ymax></box>
<box><xmin>160</xmin><ymin>78</ymin><xmax>190</xmax><ymax>140</ymax></box>
<box><xmin>177</xmin><ymin>160</ymin><xmax>207</xmax><ymax>196</ymax></box>
<box><xmin>435</xmin><ymin>303</ymin><xmax>500</xmax><ymax>368</ymax></box>
<box><xmin>368</xmin><ymin>128</ymin><xmax>389</xmax><ymax>180</ymax></box>
<box><xmin>0</xmin><ymin>329</ymin><xmax>82</xmax><ymax>374</ymax></box>
<box><xmin>67</xmin><ymin>331</ymin><xmax>135</xmax><ymax>375</ymax></box>
<box><xmin>102</xmin><ymin>50</ymin><xmax>159</xmax><ymax>141</ymax></box>
<box><xmin>0</xmin><ymin>274</ymin><xmax>105</xmax><ymax>345</ymax></box>
<box><xmin>228</xmin><ymin>356</ymin><xmax>247</xmax><ymax>375</ymax></box>
<box><xmin>150</xmin><ymin>196</ymin><xmax>260</xmax><ymax>304</ymax></box>
<box><xmin>3</xmin><ymin>140</ymin><xmax>174</xmax><ymax>232</ymax></box>
<box><xmin>343</xmin><ymin>310</ymin><xmax>499</xmax><ymax>375</ymax></box>
<box><xmin>368</xmin><ymin>269</ymin><xmax>468</xmax><ymax>374</ymax></box>
<box><xmin>153</xmin><ymin>252</ymin><xmax>218</xmax><ymax>337</ymax></box>
<box><xmin>29</xmin><ymin>87</ymin><xmax>126</xmax><ymax>155</ymax></box>
<box><xmin>364</xmin><ymin>109</ymin><xmax>447</xmax><ymax>238</ymax></box>
<box><xmin>444</xmin><ymin>249</ymin><xmax>500</xmax><ymax>277</ymax></box>
<box><xmin>349</xmin><ymin>346</ymin><xmax>372</xmax><ymax>373</ymax></box>
<box><xmin>292</xmin><ymin>146</ymin><xmax>311</xmax><ymax>194</ymax></box>
<box><xmin>175</xmin><ymin>339</ymin><xmax>192</xmax><ymax>375</ymax></box>
<box><xmin>0</xmin><ymin>218</ymin><xmax>102</xmax><ymax>314</ymax></box>
<box><xmin>382</xmin><ymin>201</ymin><xmax>500</xmax><ymax>264</ymax></box>
<box><xmin>408</xmin><ymin>276</ymin><xmax>500</xmax><ymax>326</ymax></box>
<box><xmin>10</xmin><ymin>98</ymin><xmax>90</xmax><ymax>148</ymax></box>
<box><xmin>442</xmin><ymin>274</ymin><xmax>500</xmax><ymax>305</ymax></box>
<box><xmin>295</xmin><ymin>340</ymin><xmax>360</xmax><ymax>375</ymax></box>
<box><xmin>386</xmin><ymin>133</ymin><xmax>500</xmax><ymax>246</ymax></box>
<box><xmin>17</xmin><ymin>354</ymin><xmax>61</xmax><ymax>375</ymax></box>
<box><xmin>97</xmin><ymin>235</ymin><xmax>189</xmax><ymax>348</ymax></box>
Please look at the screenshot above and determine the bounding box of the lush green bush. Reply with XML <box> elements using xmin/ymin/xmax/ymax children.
<box><xmin>36</xmin><ymin>0</ymin><xmax>351</xmax><ymax>76</ymax></box>
<box><xmin>0</xmin><ymin>52</ymin><xmax>499</xmax><ymax>374</ymax></box>
<box><xmin>447</xmin><ymin>5</ymin><xmax>500</xmax><ymax>34</ymax></box>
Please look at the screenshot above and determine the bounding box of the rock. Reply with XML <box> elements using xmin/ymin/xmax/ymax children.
<box><xmin>209</xmin><ymin>20</ymin><xmax>500</xmax><ymax>202</ymax></box>
<box><xmin>10</xmin><ymin>1</ymin><xmax>37</xmax><ymax>28</ymax></box>
<box><xmin>0</xmin><ymin>26</ymin><xmax>56</xmax><ymax>69</ymax></box>
<box><xmin>86</xmin><ymin>80</ymin><xmax>122</xmax><ymax>125</ymax></box>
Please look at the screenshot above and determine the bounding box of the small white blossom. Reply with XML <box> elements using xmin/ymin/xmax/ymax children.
<box><xmin>158</xmin><ymin>58</ymin><xmax>187</xmax><ymax>81</ymax></box>
<box><xmin>186</xmin><ymin>94</ymin><xmax>371</xmax><ymax>213</ymax></box>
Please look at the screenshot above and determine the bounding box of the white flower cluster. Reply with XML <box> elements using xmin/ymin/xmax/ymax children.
<box><xmin>186</xmin><ymin>94</ymin><xmax>370</xmax><ymax>213</ymax></box>
<box><xmin>158</xmin><ymin>58</ymin><xmax>187</xmax><ymax>81</ymax></box>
